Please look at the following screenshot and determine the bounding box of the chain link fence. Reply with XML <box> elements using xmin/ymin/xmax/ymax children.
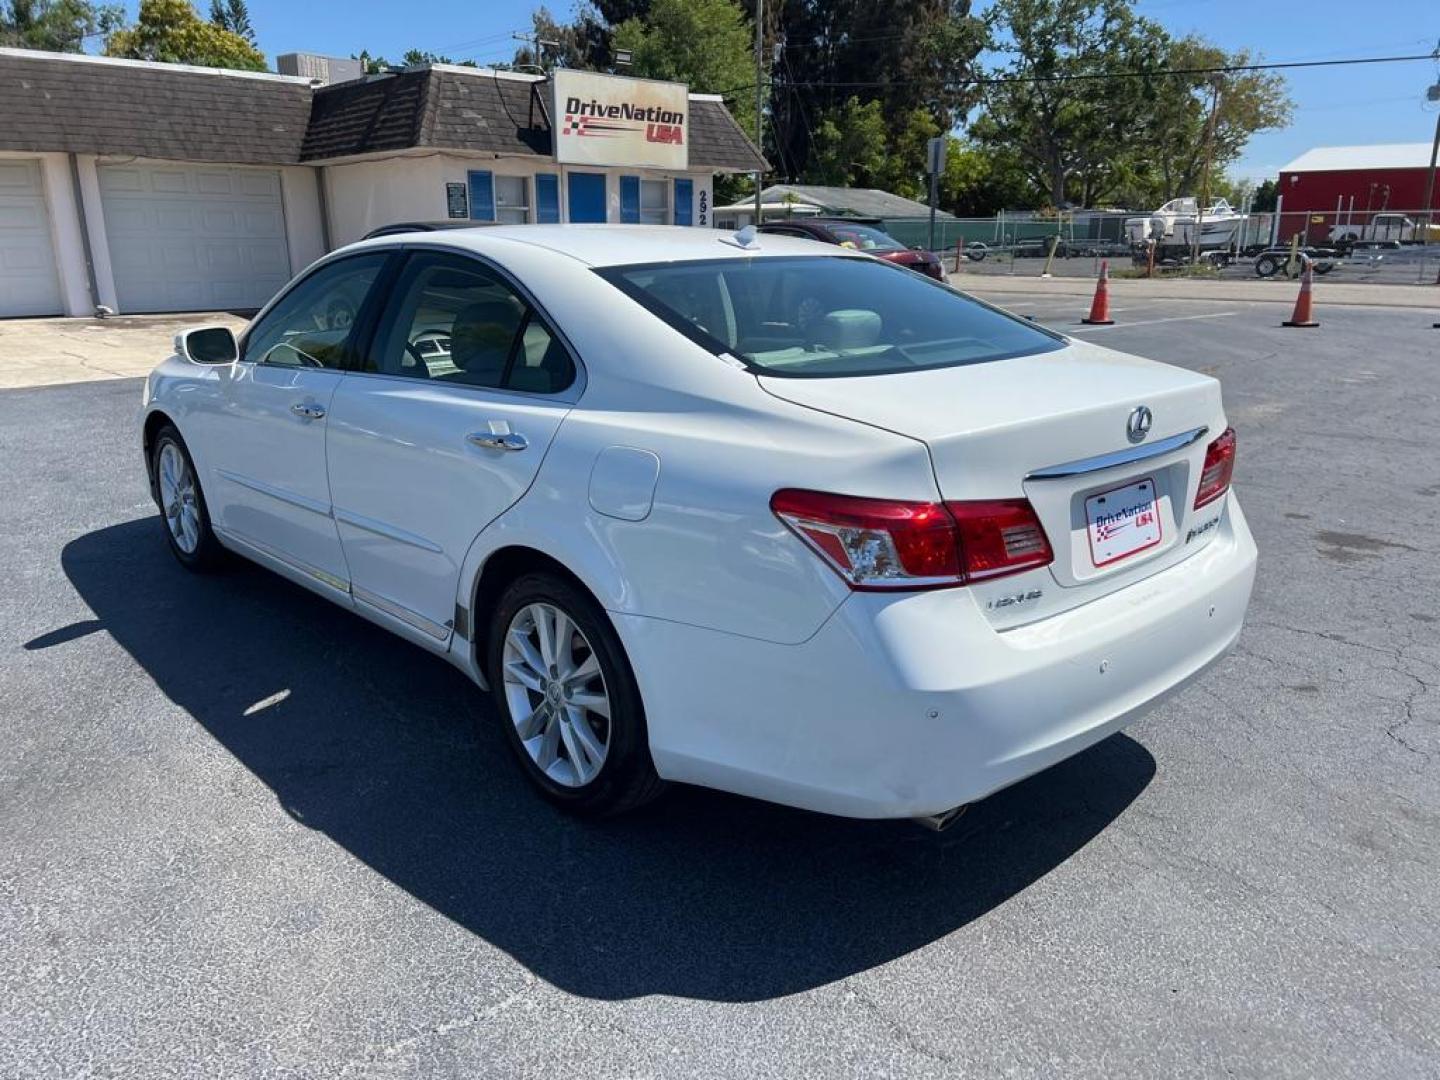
<box><xmin>872</xmin><ymin>208</ymin><xmax>1440</xmax><ymax>287</ymax></box>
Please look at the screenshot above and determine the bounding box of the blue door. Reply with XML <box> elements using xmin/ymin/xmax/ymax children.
<box><xmin>567</xmin><ymin>172</ymin><xmax>607</xmax><ymax>223</ymax></box>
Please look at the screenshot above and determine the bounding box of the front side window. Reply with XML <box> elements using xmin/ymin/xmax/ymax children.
<box><xmin>365</xmin><ymin>252</ymin><xmax>575</xmax><ymax>393</ymax></box>
<box><xmin>598</xmin><ymin>255</ymin><xmax>1064</xmax><ymax>378</ymax></box>
<box><xmin>241</xmin><ymin>253</ymin><xmax>388</xmax><ymax>368</ymax></box>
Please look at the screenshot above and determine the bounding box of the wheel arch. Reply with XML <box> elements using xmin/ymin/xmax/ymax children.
<box><xmin>466</xmin><ymin>543</ymin><xmax>614</xmax><ymax>681</ymax></box>
<box><xmin>141</xmin><ymin>407</ymin><xmax>178</xmax><ymax>501</ymax></box>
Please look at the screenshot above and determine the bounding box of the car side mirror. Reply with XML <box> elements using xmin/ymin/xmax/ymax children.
<box><xmin>175</xmin><ymin>326</ymin><xmax>238</xmax><ymax>365</ymax></box>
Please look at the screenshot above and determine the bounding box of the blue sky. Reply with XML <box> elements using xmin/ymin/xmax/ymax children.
<box><xmin>184</xmin><ymin>0</ymin><xmax>1438</xmax><ymax>181</ymax></box>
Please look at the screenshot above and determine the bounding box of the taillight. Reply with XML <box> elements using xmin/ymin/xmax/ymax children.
<box><xmin>770</xmin><ymin>489</ymin><xmax>1051</xmax><ymax>591</ymax></box>
<box><xmin>1194</xmin><ymin>427</ymin><xmax>1236</xmax><ymax>508</ymax></box>
<box><xmin>947</xmin><ymin>499</ymin><xmax>1054</xmax><ymax>581</ymax></box>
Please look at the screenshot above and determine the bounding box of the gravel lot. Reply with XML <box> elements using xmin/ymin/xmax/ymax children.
<box><xmin>2</xmin><ymin>298</ymin><xmax>1437</xmax><ymax>1078</ymax></box>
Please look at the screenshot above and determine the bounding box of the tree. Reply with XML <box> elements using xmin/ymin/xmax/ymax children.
<box><xmin>976</xmin><ymin>0</ymin><xmax>1169</xmax><ymax>207</ymax></box>
<box><xmin>1132</xmin><ymin>38</ymin><xmax>1291</xmax><ymax>204</ymax></box>
<box><xmin>106</xmin><ymin>0</ymin><xmax>265</xmax><ymax>70</ymax></box>
<box><xmin>613</xmin><ymin>0</ymin><xmax>756</xmax><ymax>136</ymax></box>
<box><xmin>1249</xmin><ymin>177</ymin><xmax>1279</xmax><ymax>213</ymax></box>
<box><xmin>1</xmin><ymin>0</ymin><xmax>122</xmax><ymax>52</ymax></box>
<box><xmin>511</xmin><ymin>5</ymin><xmax>610</xmax><ymax>72</ymax></box>
<box><xmin>206</xmin><ymin>0</ymin><xmax>250</xmax><ymax>43</ymax></box>
<box><xmin>938</xmin><ymin>136</ymin><xmax>1037</xmax><ymax>215</ymax></box>
<box><xmin>770</xmin><ymin>0</ymin><xmax>986</xmax><ymax>183</ymax></box>
<box><xmin>808</xmin><ymin>96</ymin><xmax>887</xmax><ymax>186</ymax></box>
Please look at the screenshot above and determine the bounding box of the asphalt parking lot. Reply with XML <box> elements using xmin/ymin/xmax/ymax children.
<box><xmin>3</xmin><ymin>296</ymin><xmax>1438</xmax><ymax>1078</ymax></box>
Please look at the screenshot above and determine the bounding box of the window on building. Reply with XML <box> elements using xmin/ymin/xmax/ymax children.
<box><xmin>639</xmin><ymin>178</ymin><xmax>669</xmax><ymax>225</ymax></box>
<box><xmin>494</xmin><ymin>175</ymin><xmax>530</xmax><ymax>225</ymax></box>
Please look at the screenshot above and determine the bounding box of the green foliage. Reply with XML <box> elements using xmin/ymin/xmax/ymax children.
<box><xmin>1249</xmin><ymin>178</ymin><xmax>1279</xmax><ymax>213</ymax></box>
<box><xmin>1</xmin><ymin>0</ymin><xmax>122</xmax><ymax>52</ymax></box>
<box><xmin>809</xmin><ymin>97</ymin><xmax>887</xmax><ymax>186</ymax></box>
<box><xmin>106</xmin><ymin>0</ymin><xmax>265</xmax><ymax>70</ymax></box>
<box><xmin>938</xmin><ymin>137</ymin><xmax>1038</xmax><ymax>215</ymax></box>
<box><xmin>772</xmin><ymin>0</ymin><xmax>987</xmax><ymax>183</ymax></box>
<box><xmin>612</xmin><ymin>0</ymin><xmax>756</xmax><ymax>137</ymax></box>
<box><xmin>976</xmin><ymin>0</ymin><xmax>1293</xmax><ymax>209</ymax></box>
<box><xmin>206</xmin><ymin>0</ymin><xmax>250</xmax><ymax>43</ymax></box>
<box><xmin>511</xmin><ymin>5</ymin><xmax>610</xmax><ymax>71</ymax></box>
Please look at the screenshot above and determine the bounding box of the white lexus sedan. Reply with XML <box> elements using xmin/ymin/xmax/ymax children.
<box><xmin>141</xmin><ymin>225</ymin><xmax>1257</xmax><ymax>824</ymax></box>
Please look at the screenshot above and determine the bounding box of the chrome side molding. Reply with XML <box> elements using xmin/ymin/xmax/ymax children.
<box><xmin>1026</xmin><ymin>425</ymin><xmax>1209</xmax><ymax>481</ymax></box>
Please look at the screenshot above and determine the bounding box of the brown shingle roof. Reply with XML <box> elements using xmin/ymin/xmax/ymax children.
<box><xmin>0</xmin><ymin>50</ymin><xmax>311</xmax><ymax>164</ymax></box>
<box><xmin>0</xmin><ymin>52</ymin><xmax>766</xmax><ymax>173</ymax></box>
<box><xmin>303</xmin><ymin>67</ymin><xmax>765</xmax><ymax>172</ymax></box>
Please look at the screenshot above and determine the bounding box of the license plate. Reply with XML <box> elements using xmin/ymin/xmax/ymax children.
<box><xmin>1085</xmin><ymin>477</ymin><xmax>1162</xmax><ymax>567</ymax></box>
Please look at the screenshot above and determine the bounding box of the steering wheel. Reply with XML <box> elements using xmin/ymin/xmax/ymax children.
<box><xmin>401</xmin><ymin>328</ymin><xmax>452</xmax><ymax>375</ymax></box>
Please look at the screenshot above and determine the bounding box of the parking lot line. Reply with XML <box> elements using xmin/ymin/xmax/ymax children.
<box><xmin>1069</xmin><ymin>311</ymin><xmax>1238</xmax><ymax>332</ymax></box>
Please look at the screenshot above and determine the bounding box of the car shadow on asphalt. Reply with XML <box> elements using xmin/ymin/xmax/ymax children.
<box><xmin>55</xmin><ymin>518</ymin><xmax>1156</xmax><ymax>1003</ymax></box>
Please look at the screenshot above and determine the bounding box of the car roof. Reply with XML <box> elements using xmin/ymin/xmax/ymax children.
<box><xmin>343</xmin><ymin>223</ymin><xmax>850</xmax><ymax>267</ymax></box>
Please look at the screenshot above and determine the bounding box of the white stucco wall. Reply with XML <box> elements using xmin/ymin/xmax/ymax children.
<box><xmin>279</xmin><ymin>166</ymin><xmax>325</xmax><ymax>274</ymax></box>
<box><xmin>321</xmin><ymin>152</ymin><xmax>722</xmax><ymax>242</ymax></box>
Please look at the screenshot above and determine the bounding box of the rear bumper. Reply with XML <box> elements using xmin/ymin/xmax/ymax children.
<box><xmin>618</xmin><ymin>493</ymin><xmax>1257</xmax><ymax>819</ymax></box>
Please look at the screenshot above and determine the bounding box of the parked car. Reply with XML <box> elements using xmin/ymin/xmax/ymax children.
<box><xmin>1011</xmin><ymin>236</ymin><xmax>1072</xmax><ymax>258</ymax></box>
<box><xmin>142</xmin><ymin>225</ymin><xmax>1256</xmax><ymax>824</ymax></box>
<box><xmin>1330</xmin><ymin>212</ymin><xmax>1440</xmax><ymax>247</ymax></box>
<box><xmin>1252</xmin><ymin>248</ymin><xmax>1336</xmax><ymax>277</ymax></box>
<box><xmin>756</xmin><ymin>217</ymin><xmax>947</xmax><ymax>281</ymax></box>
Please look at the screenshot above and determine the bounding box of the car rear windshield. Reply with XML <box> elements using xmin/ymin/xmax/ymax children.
<box><xmin>597</xmin><ymin>255</ymin><xmax>1064</xmax><ymax>378</ymax></box>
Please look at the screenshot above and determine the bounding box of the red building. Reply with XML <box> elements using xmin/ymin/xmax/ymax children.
<box><xmin>1277</xmin><ymin>143</ymin><xmax>1438</xmax><ymax>243</ymax></box>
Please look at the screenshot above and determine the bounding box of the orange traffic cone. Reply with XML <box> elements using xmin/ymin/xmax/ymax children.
<box><xmin>1082</xmin><ymin>259</ymin><xmax>1114</xmax><ymax>325</ymax></box>
<box><xmin>1282</xmin><ymin>264</ymin><xmax>1319</xmax><ymax>328</ymax></box>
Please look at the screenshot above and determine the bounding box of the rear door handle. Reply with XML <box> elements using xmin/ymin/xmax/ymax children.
<box><xmin>467</xmin><ymin>431</ymin><xmax>528</xmax><ymax>452</ymax></box>
<box><xmin>290</xmin><ymin>401</ymin><xmax>326</xmax><ymax>420</ymax></box>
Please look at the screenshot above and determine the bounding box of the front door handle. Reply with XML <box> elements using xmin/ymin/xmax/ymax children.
<box><xmin>290</xmin><ymin>401</ymin><xmax>326</xmax><ymax>420</ymax></box>
<box><xmin>467</xmin><ymin>431</ymin><xmax>528</xmax><ymax>452</ymax></box>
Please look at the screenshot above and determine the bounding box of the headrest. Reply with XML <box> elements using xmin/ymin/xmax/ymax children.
<box><xmin>815</xmin><ymin>309</ymin><xmax>882</xmax><ymax>350</ymax></box>
<box><xmin>450</xmin><ymin>299</ymin><xmax>521</xmax><ymax>374</ymax></box>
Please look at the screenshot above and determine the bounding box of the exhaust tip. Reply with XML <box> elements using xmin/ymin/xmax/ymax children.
<box><xmin>914</xmin><ymin>804</ymin><xmax>969</xmax><ymax>832</ymax></box>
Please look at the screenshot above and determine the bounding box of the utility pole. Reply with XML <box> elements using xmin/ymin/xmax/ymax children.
<box><xmin>1421</xmin><ymin>90</ymin><xmax>1440</xmax><ymax>230</ymax></box>
<box><xmin>1192</xmin><ymin>77</ymin><xmax>1222</xmax><ymax>265</ymax></box>
<box><xmin>753</xmin><ymin>0</ymin><xmax>764</xmax><ymax>225</ymax></box>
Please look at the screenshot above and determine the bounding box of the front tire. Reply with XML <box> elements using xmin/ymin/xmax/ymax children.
<box><xmin>150</xmin><ymin>424</ymin><xmax>225</xmax><ymax>572</ymax></box>
<box><xmin>486</xmin><ymin>572</ymin><xmax>664</xmax><ymax>816</ymax></box>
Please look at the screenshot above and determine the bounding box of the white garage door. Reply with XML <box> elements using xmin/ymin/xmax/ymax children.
<box><xmin>0</xmin><ymin>159</ymin><xmax>64</xmax><ymax>318</ymax></box>
<box><xmin>99</xmin><ymin>164</ymin><xmax>292</xmax><ymax>313</ymax></box>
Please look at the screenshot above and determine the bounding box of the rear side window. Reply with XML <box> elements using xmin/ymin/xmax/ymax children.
<box><xmin>597</xmin><ymin>255</ymin><xmax>1063</xmax><ymax>378</ymax></box>
<box><xmin>365</xmin><ymin>252</ymin><xmax>575</xmax><ymax>393</ymax></box>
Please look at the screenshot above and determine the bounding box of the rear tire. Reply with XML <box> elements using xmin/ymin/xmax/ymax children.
<box><xmin>486</xmin><ymin>571</ymin><xmax>665</xmax><ymax>817</ymax></box>
<box><xmin>150</xmin><ymin>425</ymin><xmax>226</xmax><ymax>572</ymax></box>
<box><xmin>1255</xmin><ymin>255</ymin><xmax>1279</xmax><ymax>278</ymax></box>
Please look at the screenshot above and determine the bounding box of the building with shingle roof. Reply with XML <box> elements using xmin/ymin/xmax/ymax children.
<box><xmin>0</xmin><ymin>49</ymin><xmax>764</xmax><ymax>316</ymax></box>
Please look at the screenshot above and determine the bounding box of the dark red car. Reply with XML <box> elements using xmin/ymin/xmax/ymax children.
<box><xmin>756</xmin><ymin>217</ymin><xmax>947</xmax><ymax>281</ymax></box>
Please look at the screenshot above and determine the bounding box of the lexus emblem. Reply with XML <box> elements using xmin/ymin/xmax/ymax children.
<box><xmin>1126</xmin><ymin>405</ymin><xmax>1153</xmax><ymax>443</ymax></box>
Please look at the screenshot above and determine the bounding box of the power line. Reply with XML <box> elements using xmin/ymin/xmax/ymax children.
<box><xmin>730</xmin><ymin>49</ymin><xmax>1440</xmax><ymax>98</ymax></box>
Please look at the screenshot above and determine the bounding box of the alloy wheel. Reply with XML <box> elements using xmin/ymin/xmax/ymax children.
<box><xmin>157</xmin><ymin>443</ymin><xmax>200</xmax><ymax>555</ymax></box>
<box><xmin>501</xmin><ymin>602</ymin><xmax>611</xmax><ymax>787</ymax></box>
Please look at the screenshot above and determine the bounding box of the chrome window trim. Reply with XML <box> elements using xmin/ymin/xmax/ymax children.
<box><xmin>1025</xmin><ymin>426</ymin><xmax>1209</xmax><ymax>481</ymax></box>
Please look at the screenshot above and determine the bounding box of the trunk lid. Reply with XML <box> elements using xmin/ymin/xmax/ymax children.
<box><xmin>758</xmin><ymin>338</ymin><xmax>1229</xmax><ymax>622</ymax></box>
